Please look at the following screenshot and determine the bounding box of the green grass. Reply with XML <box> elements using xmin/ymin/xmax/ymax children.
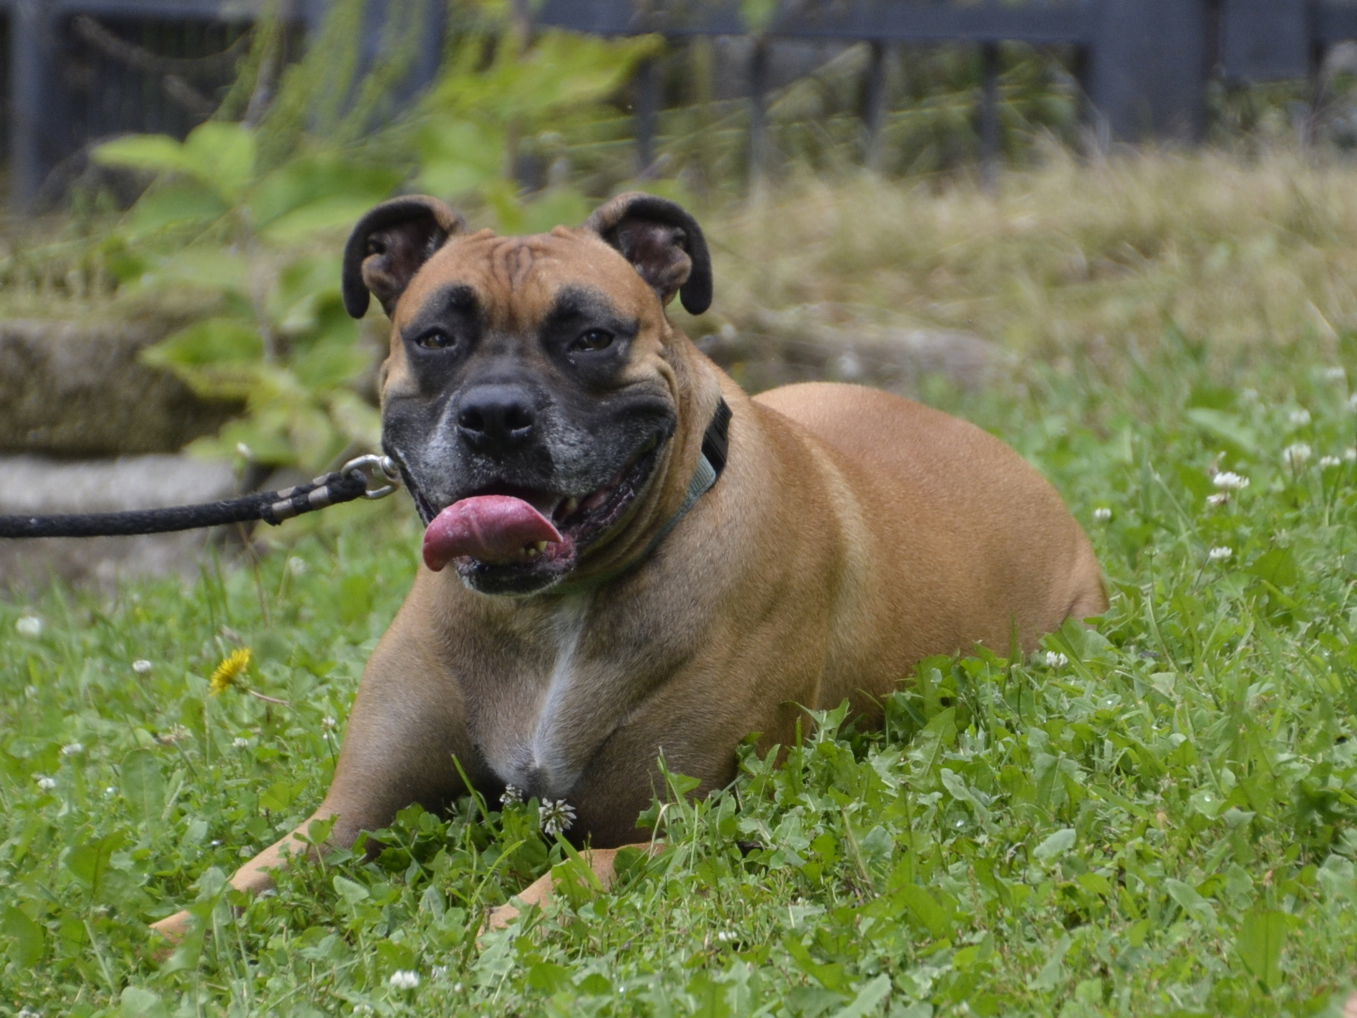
<box><xmin>3</xmin><ymin>159</ymin><xmax>1357</xmax><ymax>1016</ymax></box>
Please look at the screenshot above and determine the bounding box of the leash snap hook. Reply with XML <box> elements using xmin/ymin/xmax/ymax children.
<box><xmin>342</xmin><ymin>454</ymin><xmax>403</xmax><ymax>500</ymax></box>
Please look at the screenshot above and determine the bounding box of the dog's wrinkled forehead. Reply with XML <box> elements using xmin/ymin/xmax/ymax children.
<box><xmin>394</xmin><ymin>227</ymin><xmax>659</xmax><ymax>330</ymax></box>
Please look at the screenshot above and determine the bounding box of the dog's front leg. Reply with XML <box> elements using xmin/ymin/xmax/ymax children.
<box><xmin>149</xmin><ymin>806</ymin><xmax>347</xmax><ymax>943</ymax></box>
<box><xmin>482</xmin><ymin>842</ymin><xmax>664</xmax><ymax>933</ymax></box>
<box><xmin>151</xmin><ymin>622</ymin><xmax>475</xmax><ymax>944</ymax></box>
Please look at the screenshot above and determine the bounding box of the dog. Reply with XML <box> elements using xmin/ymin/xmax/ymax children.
<box><xmin>150</xmin><ymin>192</ymin><xmax>1106</xmax><ymax>941</ymax></box>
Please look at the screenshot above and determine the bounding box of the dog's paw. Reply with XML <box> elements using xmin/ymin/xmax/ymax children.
<box><xmin>481</xmin><ymin>900</ymin><xmax>525</xmax><ymax>934</ymax></box>
<box><xmin>150</xmin><ymin>910</ymin><xmax>192</xmax><ymax>943</ymax></box>
<box><xmin>146</xmin><ymin>910</ymin><xmax>194</xmax><ymax>962</ymax></box>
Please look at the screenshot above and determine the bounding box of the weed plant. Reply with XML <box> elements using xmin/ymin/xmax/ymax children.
<box><xmin>2</xmin><ymin>161</ymin><xmax>1357</xmax><ymax>1015</ymax></box>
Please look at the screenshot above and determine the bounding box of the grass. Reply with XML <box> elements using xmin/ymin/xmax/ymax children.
<box><xmin>3</xmin><ymin>151</ymin><xmax>1357</xmax><ymax>1016</ymax></box>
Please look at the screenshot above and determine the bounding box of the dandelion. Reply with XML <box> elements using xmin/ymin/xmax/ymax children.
<box><xmin>210</xmin><ymin>648</ymin><xmax>252</xmax><ymax>695</ymax></box>
<box><xmin>60</xmin><ymin>742</ymin><xmax>83</xmax><ymax>756</ymax></box>
<box><xmin>499</xmin><ymin>784</ymin><xmax>524</xmax><ymax>807</ymax></box>
<box><xmin>1042</xmin><ymin>650</ymin><xmax>1069</xmax><ymax>668</ymax></box>
<box><xmin>1283</xmin><ymin>443</ymin><xmax>1312</xmax><ymax>468</ymax></box>
<box><xmin>539</xmin><ymin>798</ymin><xmax>577</xmax><ymax>836</ymax></box>
<box><xmin>1212</xmin><ymin>471</ymin><xmax>1249</xmax><ymax>490</ymax></box>
<box><xmin>1288</xmin><ymin>408</ymin><xmax>1311</xmax><ymax>427</ymax></box>
<box><xmin>389</xmin><ymin>970</ymin><xmax>421</xmax><ymax>990</ymax></box>
<box><xmin>1208</xmin><ymin>546</ymin><xmax>1234</xmax><ymax>562</ymax></box>
<box><xmin>15</xmin><ymin>615</ymin><xmax>42</xmax><ymax>638</ymax></box>
<box><xmin>1092</xmin><ymin>507</ymin><xmax>1112</xmax><ymax>522</ymax></box>
<box><xmin>286</xmin><ymin>556</ymin><xmax>308</xmax><ymax>577</ymax></box>
<box><xmin>207</xmin><ymin>648</ymin><xmax>290</xmax><ymax>705</ymax></box>
<box><xmin>132</xmin><ymin>659</ymin><xmax>153</xmax><ymax>674</ymax></box>
<box><xmin>34</xmin><ymin>775</ymin><xmax>56</xmax><ymax>791</ymax></box>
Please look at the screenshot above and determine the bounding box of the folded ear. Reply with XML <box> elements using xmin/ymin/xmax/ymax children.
<box><xmin>585</xmin><ymin>193</ymin><xmax>713</xmax><ymax>315</ymax></box>
<box><xmin>341</xmin><ymin>196</ymin><xmax>466</xmax><ymax>318</ymax></box>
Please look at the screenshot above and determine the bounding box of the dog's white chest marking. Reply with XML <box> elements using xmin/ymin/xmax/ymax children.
<box><xmin>503</xmin><ymin>594</ymin><xmax>593</xmax><ymax>797</ymax></box>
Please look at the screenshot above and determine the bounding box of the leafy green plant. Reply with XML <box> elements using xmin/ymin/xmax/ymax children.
<box><xmin>92</xmin><ymin>2</ymin><xmax>658</xmax><ymax>472</ymax></box>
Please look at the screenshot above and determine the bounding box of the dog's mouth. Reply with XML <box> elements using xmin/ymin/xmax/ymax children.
<box><xmin>420</xmin><ymin>435</ymin><xmax>665</xmax><ymax>590</ymax></box>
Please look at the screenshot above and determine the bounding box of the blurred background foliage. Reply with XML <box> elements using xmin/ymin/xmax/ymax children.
<box><xmin>0</xmin><ymin>0</ymin><xmax>1350</xmax><ymax>473</ymax></box>
<box><xmin>71</xmin><ymin>0</ymin><xmax>660</xmax><ymax>470</ymax></box>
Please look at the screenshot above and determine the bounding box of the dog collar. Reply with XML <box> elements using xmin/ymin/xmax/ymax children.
<box><xmin>651</xmin><ymin>396</ymin><xmax>731</xmax><ymax>547</ymax></box>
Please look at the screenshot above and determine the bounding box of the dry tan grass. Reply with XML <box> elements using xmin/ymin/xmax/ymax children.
<box><xmin>708</xmin><ymin>146</ymin><xmax>1357</xmax><ymax>368</ymax></box>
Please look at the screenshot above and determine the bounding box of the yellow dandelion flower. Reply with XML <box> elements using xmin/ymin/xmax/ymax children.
<box><xmin>209</xmin><ymin>648</ymin><xmax>252</xmax><ymax>695</ymax></box>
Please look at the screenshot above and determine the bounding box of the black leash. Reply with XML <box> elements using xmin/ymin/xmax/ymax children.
<box><xmin>0</xmin><ymin>455</ymin><xmax>401</xmax><ymax>539</ymax></box>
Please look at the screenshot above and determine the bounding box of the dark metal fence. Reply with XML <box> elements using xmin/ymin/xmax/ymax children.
<box><xmin>3</xmin><ymin>0</ymin><xmax>1356</xmax><ymax>208</ymax></box>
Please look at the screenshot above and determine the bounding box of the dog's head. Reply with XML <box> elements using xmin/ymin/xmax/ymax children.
<box><xmin>342</xmin><ymin>193</ymin><xmax>714</xmax><ymax>596</ymax></box>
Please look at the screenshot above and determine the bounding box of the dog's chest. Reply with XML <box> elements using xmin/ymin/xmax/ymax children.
<box><xmin>471</xmin><ymin>595</ymin><xmax>613</xmax><ymax>799</ymax></box>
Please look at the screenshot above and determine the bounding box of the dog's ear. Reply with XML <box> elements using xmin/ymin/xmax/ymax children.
<box><xmin>342</xmin><ymin>196</ymin><xmax>466</xmax><ymax>318</ymax></box>
<box><xmin>585</xmin><ymin>193</ymin><xmax>713</xmax><ymax>315</ymax></box>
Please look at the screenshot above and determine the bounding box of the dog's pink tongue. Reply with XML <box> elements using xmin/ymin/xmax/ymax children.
<box><xmin>423</xmin><ymin>495</ymin><xmax>563</xmax><ymax>571</ymax></box>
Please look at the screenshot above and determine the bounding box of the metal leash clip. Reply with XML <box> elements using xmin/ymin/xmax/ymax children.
<box><xmin>342</xmin><ymin>454</ymin><xmax>403</xmax><ymax>500</ymax></box>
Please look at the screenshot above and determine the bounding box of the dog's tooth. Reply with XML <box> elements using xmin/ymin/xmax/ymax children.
<box><xmin>533</xmin><ymin>541</ymin><xmax>548</xmax><ymax>553</ymax></box>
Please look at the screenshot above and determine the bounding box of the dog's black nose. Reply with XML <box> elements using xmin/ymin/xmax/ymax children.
<box><xmin>455</xmin><ymin>384</ymin><xmax>538</xmax><ymax>454</ymax></box>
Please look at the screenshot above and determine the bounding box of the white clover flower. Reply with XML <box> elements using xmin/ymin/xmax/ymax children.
<box><xmin>716</xmin><ymin>929</ymin><xmax>739</xmax><ymax>942</ymax></box>
<box><xmin>321</xmin><ymin>716</ymin><xmax>337</xmax><ymax>730</ymax></box>
<box><xmin>539</xmin><ymin>798</ymin><xmax>577</xmax><ymax>836</ymax></box>
<box><xmin>1206</xmin><ymin>492</ymin><xmax>1230</xmax><ymax>507</ymax></box>
<box><xmin>1043</xmin><ymin>651</ymin><xmax>1069</xmax><ymax>668</ymax></box>
<box><xmin>60</xmin><ymin>742</ymin><xmax>83</xmax><ymax>757</ymax></box>
<box><xmin>1092</xmin><ymin>507</ymin><xmax>1112</xmax><ymax>522</ymax></box>
<box><xmin>1212</xmin><ymin>471</ymin><xmax>1250</xmax><ymax>490</ymax></box>
<box><xmin>1208</xmin><ymin>546</ymin><xmax>1234</xmax><ymax>562</ymax></box>
<box><xmin>1346</xmin><ymin>447</ymin><xmax>1357</xmax><ymax>462</ymax></box>
<box><xmin>1348</xmin><ymin>392</ymin><xmax>1357</xmax><ymax>411</ymax></box>
<box><xmin>34</xmin><ymin>775</ymin><xmax>57</xmax><ymax>791</ymax></box>
<box><xmin>233</xmin><ymin>737</ymin><xmax>251</xmax><ymax>749</ymax></box>
<box><xmin>389</xmin><ymin>970</ymin><xmax>420</xmax><ymax>990</ymax></box>
<box><xmin>15</xmin><ymin>615</ymin><xmax>42</xmax><ymax>638</ymax></box>
<box><xmin>131</xmin><ymin>659</ymin><xmax>153</xmax><ymax>674</ymax></box>
<box><xmin>1284</xmin><ymin>443</ymin><xmax>1312</xmax><ymax>467</ymax></box>
<box><xmin>18</xmin><ymin>1009</ymin><xmax>41</xmax><ymax>1018</ymax></box>
<box><xmin>1324</xmin><ymin>366</ymin><xmax>1347</xmax><ymax>382</ymax></box>
<box><xmin>286</xmin><ymin>556</ymin><xmax>308</xmax><ymax>577</ymax></box>
<box><xmin>1320</xmin><ymin>455</ymin><xmax>1342</xmax><ymax>469</ymax></box>
<box><xmin>1288</xmin><ymin>408</ymin><xmax>1312</xmax><ymax>427</ymax></box>
<box><xmin>499</xmin><ymin>784</ymin><xmax>524</xmax><ymax>807</ymax></box>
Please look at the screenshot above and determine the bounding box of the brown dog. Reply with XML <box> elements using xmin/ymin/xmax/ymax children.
<box><xmin>150</xmin><ymin>193</ymin><xmax>1105</xmax><ymax>941</ymax></box>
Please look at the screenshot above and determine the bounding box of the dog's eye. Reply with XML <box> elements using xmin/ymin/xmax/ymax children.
<box><xmin>414</xmin><ymin>330</ymin><xmax>456</xmax><ymax>352</ymax></box>
<box><xmin>570</xmin><ymin>328</ymin><xmax>614</xmax><ymax>353</ymax></box>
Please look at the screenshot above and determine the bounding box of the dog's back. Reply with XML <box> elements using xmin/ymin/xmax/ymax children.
<box><xmin>752</xmin><ymin>381</ymin><xmax>1106</xmax><ymax>700</ymax></box>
